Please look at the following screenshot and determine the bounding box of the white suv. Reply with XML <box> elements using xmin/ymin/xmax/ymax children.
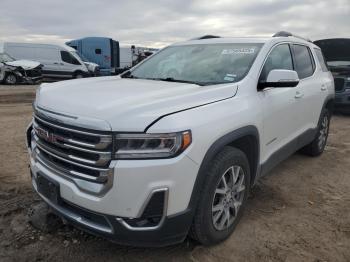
<box><xmin>26</xmin><ymin>32</ymin><xmax>334</xmax><ymax>246</ymax></box>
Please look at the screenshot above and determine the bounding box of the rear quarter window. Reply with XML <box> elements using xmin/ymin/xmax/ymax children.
<box><xmin>314</xmin><ymin>48</ymin><xmax>329</xmax><ymax>72</ymax></box>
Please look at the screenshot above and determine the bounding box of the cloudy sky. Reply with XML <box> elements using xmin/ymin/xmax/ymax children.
<box><xmin>0</xmin><ymin>0</ymin><xmax>349</xmax><ymax>48</ymax></box>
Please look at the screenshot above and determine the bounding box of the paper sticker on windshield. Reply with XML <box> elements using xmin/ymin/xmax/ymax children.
<box><xmin>221</xmin><ymin>48</ymin><xmax>255</xmax><ymax>55</ymax></box>
<box><xmin>224</xmin><ymin>73</ymin><xmax>236</xmax><ymax>82</ymax></box>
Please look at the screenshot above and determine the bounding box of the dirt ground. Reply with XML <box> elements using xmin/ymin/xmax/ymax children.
<box><xmin>0</xmin><ymin>84</ymin><xmax>349</xmax><ymax>262</ymax></box>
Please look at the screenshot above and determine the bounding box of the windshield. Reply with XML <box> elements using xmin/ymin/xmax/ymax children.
<box><xmin>74</xmin><ymin>51</ymin><xmax>89</xmax><ymax>62</ymax></box>
<box><xmin>0</xmin><ymin>53</ymin><xmax>15</xmax><ymax>63</ymax></box>
<box><xmin>70</xmin><ymin>51</ymin><xmax>84</xmax><ymax>63</ymax></box>
<box><xmin>125</xmin><ymin>43</ymin><xmax>263</xmax><ymax>85</ymax></box>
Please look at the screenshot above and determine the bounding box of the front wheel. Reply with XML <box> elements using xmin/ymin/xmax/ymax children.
<box><xmin>302</xmin><ymin>108</ymin><xmax>330</xmax><ymax>156</ymax></box>
<box><xmin>4</xmin><ymin>73</ymin><xmax>17</xmax><ymax>85</ymax></box>
<box><xmin>74</xmin><ymin>72</ymin><xmax>84</xmax><ymax>79</ymax></box>
<box><xmin>190</xmin><ymin>147</ymin><xmax>250</xmax><ymax>245</ymax></box>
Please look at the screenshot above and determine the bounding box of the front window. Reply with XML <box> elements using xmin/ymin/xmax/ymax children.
<box><xmin>75</xmin><ymin>51</ymin><xmax>89</xmax><ymax>62</ymax></box>
<box><xmin>124</xmin><ymin>43</ymin><xmax>263</xmax><ymax>86</ymax></box>
<box><xmin>60</xmin><ymin>51</ymin><xmax>81</xmax><ymax>65</ymax></box>
<box><xmin>0</xmin><ymin>53</ymin><xmax>15</xmax><ymax>63</ymax></box>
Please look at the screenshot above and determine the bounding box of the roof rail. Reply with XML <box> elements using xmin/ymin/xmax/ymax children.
<box><xmin>192</xmin><ymin>35</ymin><xmax>221</xmax><ymax>40</ymax></box>
<box><xmin>273</xmin><ymin>31</ymin><xmax>312</xmax><ymax>42</ymax></box>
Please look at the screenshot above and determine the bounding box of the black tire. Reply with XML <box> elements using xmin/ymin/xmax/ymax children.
<box><xmin>74</xmin><ymin>71</ymin><xmax>84</xmax><ymax>79</ymax></box>
<box><xmin>189</xmin><ymin>146</ymin><xmax>251</xmax><ymax>245</ymax></box>
<box><xmin>302</xmin><ymin>108</ymin><xmax>330</xmax><ymax>157</ymax></box>
<box><xmin>4</xmin><ymin>73</ymin><xmax>17</xmax><ymax>85</ymax></box>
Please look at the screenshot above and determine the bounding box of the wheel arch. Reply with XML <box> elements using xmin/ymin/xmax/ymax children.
<box><xmin>188</xmin><ymin>126</ymin><xmax>260</xmax><ymax>211</ymax></box>
<box><xmin>324</xmin><ymin>96</ymin><xmax>334</xmax><ymax>113</ymax></box>
<box><xmin>73</xmin><ymin>70</ymin><xmax>85</xmax><ymax>78</ymax></box>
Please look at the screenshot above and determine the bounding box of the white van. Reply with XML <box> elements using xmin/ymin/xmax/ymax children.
<box><xmin>4</xmin><ymin>43</ymin><xmax>89</xmax><ymax>79</ymax></box>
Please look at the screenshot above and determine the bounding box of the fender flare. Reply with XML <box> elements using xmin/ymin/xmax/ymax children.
<box><xmin>187</xmin><ymin>125</ymin><xmax>260</xmax><ymax>212</ymax></box>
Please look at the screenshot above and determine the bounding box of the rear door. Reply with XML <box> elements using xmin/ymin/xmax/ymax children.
<box><xmin>291</xmin><ymin>44</ymin><xmax>326</xmax><ymax>133</ymax></box>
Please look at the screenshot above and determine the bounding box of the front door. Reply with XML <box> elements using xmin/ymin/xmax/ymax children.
<box><xmin>258</xmin><ymin>43</ymin><xmax>300</xmax><ymax>164</ymax></box>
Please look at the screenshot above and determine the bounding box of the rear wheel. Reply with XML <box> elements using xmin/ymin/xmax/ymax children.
<box><xmin>4</xmin><ymin>73</ymin><xmax>17</xmax><ymax>85</ymax></box>
<box><xmin>190</xmin><ymin>147</ymin><xmax>250</xmax><ymax>245</ymax></box>
<box><xmin>302</xmin><ymin>108</ymin><xmax>330</xmax><ymax>156</ymax></box>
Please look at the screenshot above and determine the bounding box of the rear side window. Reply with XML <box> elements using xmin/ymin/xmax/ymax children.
<box><xmin>60</xmin><ymin>51</ymin><xmax>80</xmax><ymax>65</ymax></box>
<box><xmin>314</xmin><ymin>48</ymin><xmax>329</xmax><ymax>72</ymax></box>
<box><xmin>292</xmin><ymin>45</ymin><xmax>315</xmax><ymax>79</ymax></box>
<box><xmin>259</xmin><ymin>44</ymin><xmax>294</xmax><ymax>82</ymax></box>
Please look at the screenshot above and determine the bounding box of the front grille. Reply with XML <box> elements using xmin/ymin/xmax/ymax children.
<box><xmin>32</xmin><ymin>113</ymin><xmax>113</xmax><ymax>190</ymax></box>
<box><xmin>334</xmin><ymin>77</ymin><xmax>345</xmax><ymax>92</ymax></box>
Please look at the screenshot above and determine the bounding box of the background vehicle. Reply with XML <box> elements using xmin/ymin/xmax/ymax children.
<box><xmin>0</xmin><ymin>43</ymin><xmax>42</xmax><ymax>84</ymax></box>
<box><xmin>66</xmin><ymin>37</ymin><xmax>121</xmax><ymax>75</ymax></box>
<box><xmin>26</xmin><ymin>32</ymin><xmax>334</xmax><ymax>247</ymax></box>
<box><xmin>66</xmin><ymin>37</ymin><xmax>156</xmax><ymax>75</ymax></box>
<box><xmin>314</xmin><ymin>38</ymin><xmax>350</xmax><ymax>113</ymax></box>
<box><xmin>4</xmin><ymin>42</ymin><xmax>89</xmax><ymax>80</ymax></box>
<box><xmin>77</xmin><ymin>52</ymin><xmax>100</xmax><ymax>76</ymax></box>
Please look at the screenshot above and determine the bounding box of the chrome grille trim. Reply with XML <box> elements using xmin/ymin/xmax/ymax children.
<box><xmin>34</xmin><ymin>148</ymin><xmax>107</xmax><ymax>182</ymax></box>
<box><xmin>33</xmin><ymin>115</ymin><xmax>112</xmax><ymax>149</ymax></box>
<box><xmin>31</xmin><ymin>113</ymin><xmax>114</xmax><ymax>196</ymax></box>
<box><xmin>34</xmin><ymin>134</ymin><xmax>111</xmax><ymax>166</ymax></box>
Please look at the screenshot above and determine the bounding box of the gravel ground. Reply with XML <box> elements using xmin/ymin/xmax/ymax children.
<box><xmin>0</xmin><ymin>84</ymin><xmax>349</xmax><ymax>262</ymax></box>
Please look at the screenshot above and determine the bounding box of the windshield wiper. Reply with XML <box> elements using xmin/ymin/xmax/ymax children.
<box><xmin>120</xmin><ymin>71</ymin><xmax>139</xmax><ymax>79</ymax></box>
<box><xmin>153</xmin><ymin>77</ymin><xmax>206</xmax><ymax>86</ymax></box>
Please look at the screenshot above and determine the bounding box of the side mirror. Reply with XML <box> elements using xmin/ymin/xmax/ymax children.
<box><xmin>259</xmin><ymin>69</ymin><xmax>299</xmax><ymax>89</ymax></box>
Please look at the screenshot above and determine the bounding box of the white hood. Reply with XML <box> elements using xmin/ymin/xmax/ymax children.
<box><xmin>84</xmin><ymin>61</ymin><xmax>99</xmax><ymax>72</ymax></box>
<box><xmin>36</xmin><ymin>76</ymin><xmax>237</xmax><ymax>132</ymax></box>
<box><xmin>5</xmin><ymin>59</ymin><xmax>41</xmax><ymax>70</ymax></box>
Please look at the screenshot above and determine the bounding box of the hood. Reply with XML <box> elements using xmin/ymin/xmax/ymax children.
<box><xmin>314</xmin><ymin>38</ymin><xmax>350</xmax><ymax>62</ymax></box>
<box><xmin>5</xmin><ymin>59</ymin><xmax>41</xmax><ymax>70</ymax></box>
<box><xmin>84</xmin><ymin>61</ymin><xmax>99</xmax><ymax>71</ymax></box>
<box><xmin>36</xmin><ymin>76</ymin><xmax>237</xmax><ymax>132</ymax></box>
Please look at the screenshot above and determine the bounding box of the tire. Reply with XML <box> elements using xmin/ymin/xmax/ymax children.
<box><xmin>189</xmin><ymin>146</ymin><xmax>251</xmax><ymax>245</ymax></box>
<box><xmin>4</xmin><ymin>73</ymin><xmax>17</xmax><ymax>85</ymax></box>
<box><xmin>302</xmin><ymin>108</ymin><xmax>330</xmax><ymax>157</ymax></box>
<box><xmin>74</xmin><ymin>72</ymin><xmax>84</xmax><ymax>79</ymax></box>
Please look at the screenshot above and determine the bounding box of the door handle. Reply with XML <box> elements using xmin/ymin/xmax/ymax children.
<box><xmin>295</xmin><ymin>91</ymin><xmax>304</xmax><ymax>99</ymax></box>
<box><xmin>321</xmin><ymin>85</ymin><xmax>327</xmax><ymax>91</ymax></box>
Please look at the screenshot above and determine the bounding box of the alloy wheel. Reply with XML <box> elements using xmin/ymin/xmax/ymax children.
<box><xmin>212</xmin><ymin>165</ymin><xmax>246</xmax><ymax>231</ymax></box>
<box><xmin>318</xmin><ymin>115</ymin><xmax>329</xmax><ymax>150</ymax></box>
<box><xmin>5</xmin><ymin>74</ymin><xmax>17</xmax><ymax>84</ymax></box>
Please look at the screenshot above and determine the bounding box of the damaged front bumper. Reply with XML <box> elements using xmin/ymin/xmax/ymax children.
<box><xmin>16</xmin><ymin>67</ymin><xmax>43</xmax><ymax>84</ymax></box>
<box><xmin>1</xmin><ymin>63</ymin><xmax>43</xmax><ymax>84</ymax></box>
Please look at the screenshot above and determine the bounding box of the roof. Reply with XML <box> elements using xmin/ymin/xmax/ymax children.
<box><xmin>173</xmin><ymin>37</ymin><xmax>271</xmax><ymax>46</ymax></box>
<box><xmin>4</xmin><ymin>42</ymin><xmax>76</xmax><ymax>52</ymax></box>
<box><xmin>173</xmin><ymin>35</ymin><xmax>314</xmax><ymax>47</ymax></box>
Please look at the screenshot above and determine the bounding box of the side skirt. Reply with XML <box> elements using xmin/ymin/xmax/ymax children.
<box><xmin>259</xmin><ymin>128</ymin><xmax>317</xmax><ymax>177</ymax></box>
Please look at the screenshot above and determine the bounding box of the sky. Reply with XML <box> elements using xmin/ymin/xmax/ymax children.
<box><xmin>0</xmin><ymin>0</ymin><xmax>349</xmax><ymax>48</ymax></box>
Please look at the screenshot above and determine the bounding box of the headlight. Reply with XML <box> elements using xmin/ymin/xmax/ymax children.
<box><xmin>114</xmin><ymin>130</ymin><xmax>192</xmax><ymax>159</ymax></box>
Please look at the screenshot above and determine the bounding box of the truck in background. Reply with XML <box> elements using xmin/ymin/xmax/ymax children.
<box><xmin>66</xmin><ymin>37</ymin><xmax>157</xmax><ymax>75</ymax></box>
<box><xmin>4</xmin><ymin>42</ymin><xmax>90</xmax><ymax>80</ymax></box>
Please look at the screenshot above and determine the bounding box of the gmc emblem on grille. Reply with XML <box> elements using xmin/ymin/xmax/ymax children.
<box><xmin>36</xmin><ymin>127</ymin><xmax>62</xmax><ymax>143</ymax></box>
